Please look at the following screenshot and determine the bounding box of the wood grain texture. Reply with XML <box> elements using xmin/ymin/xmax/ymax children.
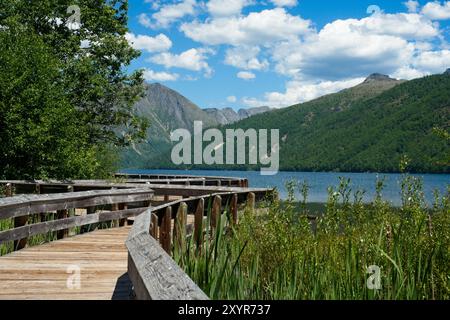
<box><xmin>0</xmin><ymin>207</ymin><xmax>146</xmax><ymax>244</ymax></box>
<box><xmin>0</xmin><ymin>227</ymin><xmax>132</xmax><ymax>300</ymax></box>
<box><xmin>126</xmin><ymin>211</ymin><xmax>208</xmax><ymax>300</ymax></box>
<box><xmin>0</xmin><ymin>188</ymin><xmax>154</xmax><ymax>219</ymax></box>
<box><xmin>194</xmin><ymin>199</ymin><xmax>204</xmax><ymax>248</ymax></box>
<box><xmin>211</xmin><ymin>195</ymin><xmax>222</xmax><ymax>230</ymax></box>
<box><xmin>150</xmin><ymin>213</ymin><xmax>158</xmax><ymax>239</ymax></box>
<box><xmin>174</xmin><ymin>203</ymin><xmax>187</xmax><ymax>254</ymax></box>
<box><xmin>160</xmin><ymin>207</ymin><xmax>172</xmax><ymax>254</ymax></box>
<box><xmin>231</xmin><ymin>194</ymin><xmax>238</xmax><ymax>225</ymax></box>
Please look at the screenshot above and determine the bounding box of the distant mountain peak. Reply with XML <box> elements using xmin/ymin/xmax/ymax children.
<box><xmin>364</xmin><ymin>73</ymin><xmax>396</xmax><ymax>83</ymax></box>
<box><xmin>204</xmin><ymin>106</ymin><xmax>271</xmax><ymax>125</ymax></box>
<box><xmin>444</xmin><ymin>68</ymin><xmax>450</xmax><ymax>75</ymax></box>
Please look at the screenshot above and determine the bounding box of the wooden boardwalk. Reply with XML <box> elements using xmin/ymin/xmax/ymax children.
<box><xmin>0</xmin><ymin>176</ymin><xmax>274</xmax><ymax>300</ymax></box>
<box><xmin>0</xmin><ymin>227</ymin><xmax>132</xmax><ymax>300</ymax></box>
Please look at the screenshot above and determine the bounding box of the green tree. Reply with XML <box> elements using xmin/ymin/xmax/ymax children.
<box><xmin>0</xmin><ymin>0</ymin><xmax>147</xmax><ymax>179</ymax></box>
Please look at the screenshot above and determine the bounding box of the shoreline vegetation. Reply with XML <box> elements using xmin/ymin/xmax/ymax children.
<box><xmin>122</xmin><ymin>166</ymin><xmax>450</xmax><ymax>175</ymax></box>
<box><xmin>1</xmin><ymin>176</ymin><xmax>448</xmax><ymax>299</ymax></box>
<box><xmin>173</xmin><ymin>176</ymin><xmax>449</xmax><ymax>300</ymax></box>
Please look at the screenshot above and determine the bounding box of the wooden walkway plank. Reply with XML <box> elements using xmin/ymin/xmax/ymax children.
<box><xmin>0</xmin><ymin>227</ymin><xmax>132</xmax><ymax>300</ymax></box>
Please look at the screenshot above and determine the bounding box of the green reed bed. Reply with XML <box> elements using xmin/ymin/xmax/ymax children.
<box><xmin>175</xmin><ymin>175</ymin><xmax>450</xmax><ymax>300</ymax></box>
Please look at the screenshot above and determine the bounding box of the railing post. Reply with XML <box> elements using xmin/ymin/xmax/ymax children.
<box><xmin>150</xmin><ymin>213</ymin><xmax>158</xmax><ymax>239</ymax></box>
<box><xmin>246</xmin><ymin>192</ymin><xmax>255</xmax><ymax>214</ymax></box>
<box><xmin>119</xmin><ymin>203</ymin><xmax>128</xmax><ymax>227</ymax></box>
<box><xmin>231</xmin><ymin>194</ymin><xmax>238</xmax><ymax>225</ymax></box>
<box><xmin>160</xmin><ymin>206</ymin><xmax>172</xmax><ymax>254</ymax></box>
<box><xmin>4</xmin><ymin>183</ymin><xmax>13</xmax><ymax>197</ymax></box>
<box><xmin>194</xmin><ymin>198</ymin><xmax>204</xmax><ymax>248</ymax></box>
<box><xmin>111</xmin><ymin>203</ymin><xmax>120</xmax><ymax>228</ymax></box>
<box><xmin>211</xmin><ymin>195</ymin><xmax>222</xmax><ymax>230</ymax></box>
<box><xmin>56</xmin><ymin>209</ymin><xmax>69</xmax><ymax>240</ymax></box>
<box><xmin>67</xmin><ymin>186</ymin><xmax>75</xmax><ymax>236</ymax></box>
<box><xmin>81</xmin><ymin>206</ymin><xmax>96</xmax><ymax>233</ymax></box>
<box><xmin>35</xmin><ymin>184</ymin><xmax>46</xmax><ymax>223</ymax></box>
<box><xmin>13</xmin><ymin>215</ymin><xmax>28</xmax><ymax>251</ymax></box>
<box><xmin>174</xmin><ymin>202</ymin><xmax>187</xmax><ymax>255</ymax></box>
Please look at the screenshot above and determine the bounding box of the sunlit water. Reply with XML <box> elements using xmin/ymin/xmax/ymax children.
<box><xmin>120</xmin><ymin>169</ymin><xmax>449</xmax><ymax>206</ymax></box>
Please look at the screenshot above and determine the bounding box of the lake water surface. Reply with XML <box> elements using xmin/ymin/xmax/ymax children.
<box><xmin>120</xmin><ymin>169</ymin><xmax>449</xmax><ymax>206</ymax></box>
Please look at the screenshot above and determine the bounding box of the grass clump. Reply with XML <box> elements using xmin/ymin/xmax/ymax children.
<box><xmin>176</xmin><ymin>176</ymin><xmax>450</xmax><ymax>300</ymax></box>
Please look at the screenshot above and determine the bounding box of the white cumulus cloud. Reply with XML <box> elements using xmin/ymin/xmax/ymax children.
<box><xmin>138</xmin><ymin>13</ymin><xmax>152</xmax><ymax>28</ymax></box>
<box><xmin>412</xmin><ymin>49</ymin><xmax>450</xmax><ymax>73</ymax></box>
<box><xmin>225</xmin><ymin>46</ymin><xmax>269</xmax><ymax>70</ymax></box>
<box><xmin>421</xmin><ymin>1</ymin><xmax>450</xmax><ymax>20</ymax></box>
<box><xmin>237</xmin><ymin>71</ymin><xmax>256</xmax><ymax>80</ymax></box>
<box><xmin>181</xmin><ymin>8</ymin><xmax>312</xmax><ymax>46</ymax></box>
<box><xmin>243</xmin><ymin>78</ymin><xmax>365</xmax><ymax>108</ymax></box>
<box><xmin>271</xmin><ymin>0</ymin><xmax>298</xmax><ymax>7</ymax></box>
<box><xmin>152</xmin><ymin>0</ymin><xmax>197</xmax><ymax>28</ymax></box>
<box><xmin>125</xmin><ymin>33</ymin><xmax>172</xmax><ymax>53</ymax></box>
<box><xmin>143</xmin><ymin>69</ymin><xmax>179</xmax><ymax>81</ymax></box>
<box><xmin>404</xmin><ymin>0</ymin><xmax>420</xmax><ymax>13</ymax></box>
<box><xmin>207</xmin><ymin>0</ymin><xmax>251</xmax><ymax>16</ymax></box>
<box><xmin>271</xmin><ymin>12</ymin><xmax>440</xmax><ymax>81</ymax></box>
<box><xmin>227</xmin><ymin>95</ymin><xmax>237</xmax><ymax>103</ymax></box>
<box><xmin>149</xmin><ymin>48</ymin><xmax>215</xmax><ymax>77</ymax></box>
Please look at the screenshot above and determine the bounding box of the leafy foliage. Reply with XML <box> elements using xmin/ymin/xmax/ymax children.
<box><xmin>178</xmin><ymin>177</ymin><xmax>450</xmax><ymax>300</ymax></box>
<box><xmin>0</xmin><ymin>0</ymin><xmax>147</xmax><ymax>179</ymax></box>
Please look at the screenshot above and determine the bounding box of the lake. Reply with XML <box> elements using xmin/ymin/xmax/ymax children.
<box><xmin>120</xmin><ymin>169</ymin><xmax>449</xmax><ymax>206</ymax></box>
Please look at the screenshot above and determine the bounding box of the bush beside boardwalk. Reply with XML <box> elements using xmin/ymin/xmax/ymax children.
<box><xmin>176</xmin><ymin>176</ymin><xmax>449</xmax><ymax>300</ymax></box>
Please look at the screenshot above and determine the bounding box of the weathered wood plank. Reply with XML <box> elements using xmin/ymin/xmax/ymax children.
<box><xmin>231</xmin><ymin>193</ymin><xmax>238</xmax><ymax>225</ymax></box>
<box><xmin>211</xmin><ymin>195</ymin><xmax>222</xmax><ymax>230</ymax></box>
<box><xmin>173</xmin><ymin>203</ymin><xmax>187</xmax><ymax>254</ymax></box>
<box><xmin>0</xmin><ymin>208</ymin><xmax>146</xmax><ymax>244</ymax></box>
<box><xmin>0</xmin><ymin>227</ymin><xmax>132</xmax><ymax>300</ymax></box>
<box><xmin>247</xmin><ymin>192</ymin><xmax>256</xmax><ymax>214</ymax></box>
<box><xmin>126</xmin><ymin>211</ymin><xmax>208</xmax><ymax>300</ymax></box>
<box><xmin>0</xmin><ymin>188</ymin><xmax>154</xmax><ymax>219</ymax></box>
<box><xmin>13</xmin><ymin>215</ymin><xmax>28</xmax><ymax>250</ymax></box>
<box><xmin>150</xmin><ymin>213</ymin><xmax>158</xmax><ymax>239</ymax></box>
<box><xmin>56</xmin><ymin>209</ymin><xmax>69</xmax><ymax>239</ymax></box>
<box><xmin>194</xmin><ymin>199</ymin><xmax>204</xmax><ymax>248</ymax></box>
<box><xmin>127</xmin><ymin>184</ymin><xmax>271</xmax><ymax>198</ymax></box>
<box><xmin>119</xmin><ymin>203</ymin><xmax>128</xmax><ymax>227</ymax></box>
<box><xmin>4</xmin><ymin>183</ymin><xmax>13</xmax><ymax>197</ymax></box>
<box><xmin>160</xmin><ymin>207</ymin><xmax>172</xmax><ymax>254</ymax></box>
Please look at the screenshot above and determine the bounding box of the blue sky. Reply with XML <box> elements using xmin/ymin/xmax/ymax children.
<box><xmin>125</xmin><ymin>0</ymin><xmax>450</xmax><ymax>109</ymax></box>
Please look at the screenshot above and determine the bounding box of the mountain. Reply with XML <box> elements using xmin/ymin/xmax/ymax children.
<box><xmin>134</xmin><ymin>83</ymin><xmax>219</xmax><ymax>132</ymax></box>
<box><xmin>204</xmin><ymin>106</ymin><xmax>271</xmax><ymax>125</ymax></box>
<box><xmin>220</xmin><ymin>72</ymin><xmax>449</xmax><ymax>173</ymax></box>
<box><xmin>121</xmin><ymin>83</ymin><xmax>220</xmax><ymax>167</ymax></box>
<box><xmin>125</xmin><ymin>72</ymin><xmax>449</xmax><ymax>173</ymax></box>
<box><xmin>363</xmin><ymin>73</ymin><xmax>398</xmax><ymax>83</ymax></box>
<box><xmin>204</xmin><ymin>108</ymin><xmax>240</xmax><ymax>125</ymax></box>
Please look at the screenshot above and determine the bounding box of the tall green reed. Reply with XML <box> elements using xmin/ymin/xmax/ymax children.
<box><xmin>176</xmin><ymin>176</ymin><xmax>449</xmax><ymax>300</ymax></box>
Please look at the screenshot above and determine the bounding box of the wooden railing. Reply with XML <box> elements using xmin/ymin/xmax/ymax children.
<box><xmin>0</xmin><ymin>180</ymin><xmax>253</xmax><ymax>195</ymax></box>
<box><xmin>0</xmin><ymin>176</ymin><xmax>273</xmax><ymax>300</ymax></box>
<box><xmin>0</xmin><ymin>188</ymin><xmax>154</xmax><ymax>251</ymax></box>
<box><xmin>115</xmin><ymin>173</ymin><xmax>249</xmax><ymax>187</ymax></box>
<box><xmin>126</xmin><ymin>188</ymin><xmax>273</xmax><ymax>300</ymax></box>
